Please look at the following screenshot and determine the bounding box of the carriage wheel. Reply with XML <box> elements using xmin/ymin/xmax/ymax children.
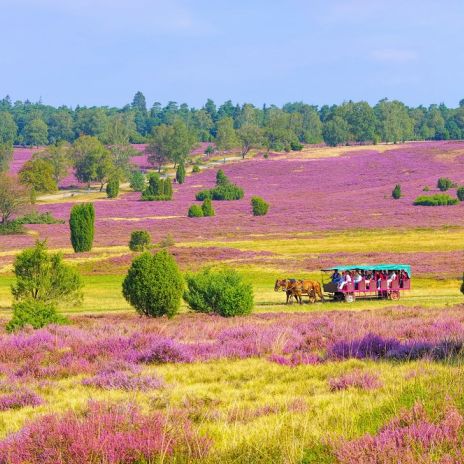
<box><xmin>390</xmin><ymin>291</ymin><xmax>400</xmax><ymax>301</ymax></box>
<box><xmin>334</xmin><ymin>292</ymin><xmax>344</xmax><ymax>302</ymax></box>
<box><xmin>344</xmin><ymin>293</ymin><xmax>355</xmax><ymax>303</ymax></box>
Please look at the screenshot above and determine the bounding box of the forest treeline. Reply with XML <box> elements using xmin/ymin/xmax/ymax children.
<box><xmin>1</xmin><ymin>92</ymin><xmax>464</xmax><ymax>151</ymax></box>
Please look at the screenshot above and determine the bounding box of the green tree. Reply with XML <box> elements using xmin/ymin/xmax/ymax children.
<box><xmin>24</xmin><ymin>118</ymin><xmax>48</xmax><ymax>147</ymax></box>
<box><xmin>129</xmin><ymin>230</ymin><xmax>151</xmax><ymax>252</ymax></box>
<box><xmin>35</xmin><ymin>142</ymin><xmax>71</xmax><ymax>185</ymax></box>
<box><xmin>237</xmin><ymin>124</ymin><xmax>263</xmax><ymax>159</ymax></box>
<box><xmin>47</xmin><ymin>110</ymin><xmax>74</xmax><ymax>143</ymax></box>
<box><xmin>457</xmin><ymin>187</ymin><xmax>464</xmax><ymax>201</ymax></box>
<box><xmin>69</xmin><ymin>203</ymin><xmax>95</xmax><ymax>252</ymax></box>
<box><xmin>19</xmin><ymin>158</ymin><xmax>57</xmax><ymax>194</ymax></box>
<box><xmin>11</xmin><ymin>240</ymin><xmax>83</xmax><ymax>305</ymax></box>
<box><xmin>122</xmin><ymin>250</ymin><xmax>183</xmax><ymax>318</ymax></box>
<box><xmin>375</xmin><ymin>99</ymin><xmax>413</xmax><ymax>143</ymax></box>
<box><xmin>176</xmin><ymin>162</ymin><xmax>186</xmax><ymax>184</ymax></box>
<box><xmin>0</xmin><ymin>112</ymin><xmax>17</xmax><ymax>144</ymax></box>
<box><xmin>74</xmin><ymin>107</ymin><xmax>109</xmax><ymax>138</ymax></box>
<box><xmin>216</xmin><ymin>117</ymin><xmax>238</xmax><ymax>152</ymax></box>
<box><xmin>392</xmin><ymin>184</ymin><xmax>402</xmax><ymax>200</ymax></box>
<box><xmin>437</xmin><ymin>177</ymin><xmax>453</xmax><ymax>191</ymax></box>
<box><xmin>145</xmin><ymin>124</ymin><xmax>174</xmax><ymax>172</ymax></box>
<box><xmin>0</xmin><ymin>174</ymin><xmax>30</xmax><ymax>223</ymax></box>
<box><xmin>170</xmin><ymin>119</ymin><xmax>196</xmax><ymax>168</ymax></box>
<box><xmin>322</xmin><ymin>116</ymin><xmax>350</xmax><ymax>146</ymax></box>
<box><xmin>71</xmin><ymin>135</ymin><xmax>113</xmax><ymax>189</ymax></box>
<box><xmin>183</xmin><ymin>267</ymin><xmax>253</xmax><ymax>317</ymax></box>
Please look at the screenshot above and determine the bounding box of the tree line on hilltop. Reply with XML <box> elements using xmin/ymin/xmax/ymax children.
<box><xmin>1</xmin><ymin>92</ymin><xmax>464</xmax><ymax>153</ymax></box>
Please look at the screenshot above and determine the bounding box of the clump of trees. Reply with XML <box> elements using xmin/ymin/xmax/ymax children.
<box><xmin>129</xmin><ymin>170</ymin><xmax>145</xmax><ymax>192</ymax></box>
<box><xmin>251</xmin><ymin>196</ymin><xmax>269</xmax><ymax>216</ymax></box>
<box><xmin>122</xmin><ymin>249</ymin><xmax>183</xmax><ymax>318</ymax></box>
<box><xmin>141</xmin><ymin>173</ymin><xmax>173</xmax><ymax>201</ymax></box>
<box><xmin>183</xmin><ymin>267</ymin><xmax>253</xmax><ymax>317</ymax></box>
<box><xmin>129</xmin><ymin>230</ymin><xmax>151</xmax><ymax>251</ymax></box>
<box><xmin>413</xmin><ymin>194</ymin><xmax>458</xmax><ymax>206</ymax></box>
<box><xmin>195</xmin><ymin>170</ymin><xmax>244</xmax><ymax>201</ymax></box>
<box><xmin>69</xmin><ymin>203</ymin><xmax>95</xmax><ymax>252</ymax></box>
<box><xmin>8</xmin><ymin>241</ymin><xmax>82</xmax><ymax>331</ymax></box>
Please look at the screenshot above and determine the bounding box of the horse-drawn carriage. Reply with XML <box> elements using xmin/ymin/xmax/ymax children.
<box><xmin>321</xmin><ymin>264</ymin><xmax>411</xmax><ymax>303</ymax></box>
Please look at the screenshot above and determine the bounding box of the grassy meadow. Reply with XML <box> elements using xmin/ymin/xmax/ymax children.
<box><xmin>1</xmin><ymin>142</ymin><xmax>464</xmax><ymax>463</ymax></box>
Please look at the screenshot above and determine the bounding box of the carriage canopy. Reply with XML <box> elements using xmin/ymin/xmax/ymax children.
<box><xmin>322</xmin><ymin>264</ymin><xmax>411</xmax><ymax>276</ymax></box>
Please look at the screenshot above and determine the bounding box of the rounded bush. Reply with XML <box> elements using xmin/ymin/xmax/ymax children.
<box><xmin>392</xmin><ymin>184</ymin><xmax>401</xmax><ymax>200</ymax></box>
<box><xmin>457</xmin><ymin>187</ymin><xmax>464</xmax><ymax>201</ymax></box>
<box><xmin>188</xmin><ymin>204</ymin><xmax>204</xmax><ymax>217</ymax></box>
<box><xmin>437</xmin><ymin>177</ymin><xmax>453</xmax><ymax>191</ymax></box>
<box><xmin>129</xmin><ymin>230</ymin><xmax>151</xmax><ymax>252</ymax></box>
<box><xmin>6</xmin><ymin>299</ymin><xmax>68</xmax><ymax>333</ymax></box>
<box><xmin>69</xmin><ymin>203</ymin><xmax>95</xmax><ymax>252</ymax></box>
<box><xmin>201</xmin><ymin>198</ymin><xmax>215</xmax><ymax>217</ymax></box>
<box><xmin>184</xmin><ymin>268</ymin><xmax>253</xmax><ymax>317</ymax></box>
<box><xmin>211</xmin><ymin>184</ymin><xmax>244</xmax><ymax>200</ymax></box>
<box><xmin>192</xmin><ymin>165</ymin><xmax>201</xmax><ymax>173</ymax></box>
<box><xmin>122</xmin><ymin>250</ymin><xmax>183</xmax><ymax>318</ymax></box>
<box><xmin>106</xmin><ymin>177</ymin><xmax>119</xmax><ymax>198</ymax></box>
<box><xmin>251</xmin><ymin>196</ymin><xmax>269</xmax><ymax>216</ymax></box>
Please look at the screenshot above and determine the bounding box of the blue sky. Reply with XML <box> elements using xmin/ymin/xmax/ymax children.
<box><xmin>1</xmin><ymin>0</ymin><xmax>463</xmax><ymax>108</ymax></box>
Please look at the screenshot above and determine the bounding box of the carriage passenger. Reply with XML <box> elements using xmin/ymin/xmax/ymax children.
<box><xmin>387</xmin><ymin>270</ymin><xmax>397</xmax><ymax>288</ymax></box>
<box><xmin>365</xmin><ymin>271</ymin><xmax>373</xmax><ymax>289</ymax></box>
<box><xmin>353</xmin><ymin>270</ymin><xmax>362</xmax><ymax>289</ymax></box>
<box><xmin>376</xmin><ymin>271</ymin><xmax>387</xmax><ymax>290</ymax></box>
<box><xmin>338</xmin><ymin>272</ymin><xmax>352</xmax><ymax>290</ymax></box>
<box><xmin>331</xmin><ymin>270</ymin><xmax>342</xmax><ymax>285</ymax></box>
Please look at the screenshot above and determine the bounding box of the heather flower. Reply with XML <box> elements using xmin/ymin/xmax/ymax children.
<box><xmin>82</xmin><ymin>370</ymin><xmax>164</xmax><ymax>391</ymax></box>
<box><xmin>329</xmin><ymin>370</ymin><xmax>382</xmax><ymax>391</ymax></box>
<box><xmin>0</xmin><ymin>390</ymin><xmax>43</xmax><ymax>411</ymax></box>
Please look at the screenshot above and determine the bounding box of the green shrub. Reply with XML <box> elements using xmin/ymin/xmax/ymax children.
<box><xmin>251</xmin><ymin>196</ymin><xmax>269</xmax><ymax>216</ymax></box>
<box><xmin>192</xmin><ymin>165</ymin><xmax>201</xmax><ymax>173</ymax></box>
<box><xmin>195</xmin><ymin>190</ymin><xmax>212</xmax><ymax>201</ymax></box>
<box><xmin>437</xmin><ymin>177</ymin><xmax>453</xmax><ymax>191</ymax></box>
<box><xmin>141</xmin><ymin>173</ymin><xmax>173</xmax><ymax>201</ymax></box>
<box><xmin>183</xmin><ymin>267</ymin><xmax>253</xmax><ymax>317</ymax></box>
<box><xmin>0</xmin><ymin>221</ymin><xmax>24</xmax><ymax>235</ymax></box>
<box><xmin>392</xmin><ymin>184</ymin><xmax>401</xmax><ymax>200</ymax></box>
<box><xmin>6</xmin><ymin>299</ymin><xmax>68</xmax><ymax>333</ymax></box>
<box><xmin>202</xmin><ymin>198</ymin><xmax>215</xmax><ymax>217</ymax></box>
<box><xmin>129</xmin><ymin>170</ymin><xmax>146</xmax><ymax>192</ymax></box>
<box><xmin>423</xmin><ymin>185</ymin><xmax>430</xmax><ymax>192</ymax></box>
<box><xmin>188</xmin><ymin>205</ymin><xmax>204</xmax><ymax>217</ymax></box>
<box><xmin>12</xmin><ymin>240</ymin><xmax>83</xmax><ymax>306</ymax></box>
<box><xmin>413</xmin><ymin>194</ymin><xmax>459</xmax><ymax>206</ymax></box>
<box><xmin>69</xmin><ymin>203</ymin><xmax>95</xmax><ymax>252</ymax></box>
<box><xmin>216</xmin><ymin>169</ymin><xmax>229</xmax><ymax>186</ymax></box>
<box><xmin>122</xmin><ymin>250</ymin><xmax>183</xmax><ymax>318</ymax></box>
<box><xmin>106</xmin><ymin>177</ymin><xmax>119</xmax><ymax>198</ymax></box>
<box><xmin>290</xmin><ymin>141</ymin><xmax>304</xmax><ymax>151</ymax></box>
<box><xmin>457</xmin><ymin>187</ymin><xmax>464</xmax><ymax>201</ymax></box>
<box><xmin>211</xmin><ymin>183</ymin><xmax>244</xmax><ymax>200</ymax></box>
<box><xmin>176</xmin><ymin>163</ymin><xmax>186</xmax><ymax>184</ymax></box>
<box><xmin>129</xmin><ymin>230</ymin><xmax>151</xmax><ymax>252</ymax></box>
<box><xmin>15</xmin><ymin>211</ymin><xmax>64</xmax><ymax>224</ymax></box>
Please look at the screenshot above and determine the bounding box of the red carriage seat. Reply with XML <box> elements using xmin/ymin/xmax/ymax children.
<box><xmin>357</xmin><ymin>280</ymin><xmax>366</xmax><ymax>291</ymax></box>
<box><xmin>390</xmin><ymin>280</ymin><xmax>399</xmax><ymax>291</ymax></box>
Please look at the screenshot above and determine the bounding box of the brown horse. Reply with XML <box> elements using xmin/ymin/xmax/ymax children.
<box><xmin>274</xmin><ymin>279</ymin><xmax>324</xmax><ymax>304</ymax></box>
<box><xmin>274</xmin><ymin>279</ymin><xmax>301</xmax><ymax>304</ymax></box>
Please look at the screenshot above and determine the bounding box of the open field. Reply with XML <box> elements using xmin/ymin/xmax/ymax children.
<box><xmin>2</xmin><ymin>141</ymin><xmax>464</xmax><ymax>462</ymax></box>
